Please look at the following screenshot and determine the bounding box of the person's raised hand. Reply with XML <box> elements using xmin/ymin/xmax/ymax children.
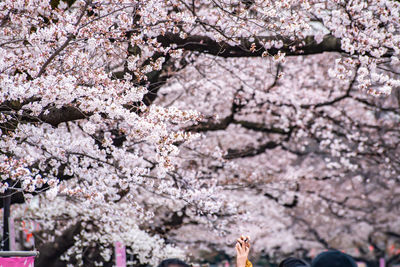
<box><xmin>235</xmin><ymin>235</ymin><xmax>251</xmax><ymax>267</ymax></box>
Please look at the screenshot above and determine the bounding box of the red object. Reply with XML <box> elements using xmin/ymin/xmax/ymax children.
<box><xmin>26</xmin><ymin>233</ymin><xmax>33</xmax><ymax>242</ymax></box>
<box><xmin>389</xmin><ymin>244</ymin><xmax>395</xmax><ymax>254</ymax></box>
<box><xmin>21</xmin><ymin>221</ymin><xmax>34</xmax><ymax>243</ymax></box>
<box><xmin>0</xmin><ymin>256</ymin><xmax>34</xmax><ymax>267</ymax></box>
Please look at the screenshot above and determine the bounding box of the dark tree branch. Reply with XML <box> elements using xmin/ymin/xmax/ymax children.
<box><xmin>38</xmin><ymin>106</ymin><xmax>88</xmax><ymax>127</ymax></box>
<box><xmin>157</xmin><ymin>33</ymin><xmax>392</xmax><ymax>58</ymax></box>
<box><xmin>385</xmin><ymin>231</ymin><xmax>400</xmax><ymax>239</ymax></box>
<box><xmin>36</xmin><ymin>34</ymin><xmax>75</xmax><ymax>78</ymax></box>
<box><xmin>301</xmin><ymin>65</ymin><xmax>359</xmax><ymax>109</ymax></box>
<box><xmin>157</xmin><ymin>33</ymin><xmax>341</xmax><ymax>57</ymax></box>
<box><xmin>36</xmin><ymin>0</ymin><xmax>90</xmax><ymax>77</ymax></box>
<box><xmin>224</xmin><ymin>141</ymin><xmax>279</xmax><ymax>159</ymax></box>
<box><xmin>294</xmin><ymin>216</ymin><xmax>332</xmax><ymax>249</ymax></box>
<box><xmin>264</xmin><ymin>192</ymin><xmax>298</xmax><ymax>208</ymax></box>
<box><xmin>186</xmin><ymin>115</ymin><xmax>233</xmax><ymax>132</ymax></box>
<box><xmin>233</xmin><ymin>120</ymin><xmax>289</xmax><ymax>134</ymax></box>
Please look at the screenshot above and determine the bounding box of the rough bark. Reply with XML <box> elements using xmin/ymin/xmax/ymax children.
<box><xmin>158</xmin><ymin>33</ymin><xmax>393</xmax><ymax>58</ymax></box>
<box><xmin>158</xmin><ymin>33</ymin><xmax>343</xmax><ymax>57</ymax></box>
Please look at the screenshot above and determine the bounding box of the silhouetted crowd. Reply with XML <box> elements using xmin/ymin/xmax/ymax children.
<box><xmin>158</xmin><ymin>235</ymin><xmax>358</xmax><ymax>267</ymax></box>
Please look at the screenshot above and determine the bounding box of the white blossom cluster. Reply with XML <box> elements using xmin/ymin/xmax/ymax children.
<box><xmin>156</xmin><ymin>51</ymin><xmax>400</xmax><ymax>260</ymax></box>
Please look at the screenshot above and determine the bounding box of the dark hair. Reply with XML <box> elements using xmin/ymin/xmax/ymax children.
<box><xmin>311</xmin><ymin>250</ymin><xmax>357</xmax><ymax>267</ymax></box>
<box><xmin>158</xmin><ymin>258</ymin><xmax>191</xmax><ymax>267</ymax></box>
<box><xmin>279</xmin><ymin>257</ymin><xmax>310</xmax><ymax>267</ymax></box>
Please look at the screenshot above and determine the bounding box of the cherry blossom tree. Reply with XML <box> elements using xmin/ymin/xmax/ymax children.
<box><xmin>1</xmin><ymin>0</ymin><xmax>399</xmax><ymax>266</ymax></box>
<box><xmin>160</xmin><ymin>53</ymin><xmax>400</xmax><ymax>267</ymax></box>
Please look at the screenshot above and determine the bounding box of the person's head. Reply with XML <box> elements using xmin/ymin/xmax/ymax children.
<box><xmin>158</xmin><ymin>258</ymin><xmax>191</xmax><ymax>267</ymax></box>
<box><xmin>279</xmin><ymin>257</ymin><xmax>310</xmax><ymax>267</ymax></box>
<box><xmin>311</xmin><ymin>250</ymin><xmax>357</xmax><ymax>267</ymax></box>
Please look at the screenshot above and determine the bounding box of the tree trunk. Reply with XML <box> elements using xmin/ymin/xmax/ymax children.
<box><xmin>35</xmin><ymin>222</ymin><xmax>82</xmax><ymax>267</ymax></box>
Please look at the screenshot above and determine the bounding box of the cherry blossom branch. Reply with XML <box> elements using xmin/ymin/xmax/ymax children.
<box><xmin>1</xmin><ymin>57</ymin><xmax>183</xmax><ymax>128</ymax></box>
<box><xmin>36</xmin><ymin>1</ymin><xmax>90</xmax><ymax>78</ymax></box>
<box><xmin>35</xmin><ymin>34</ymin><xmax>75</xmax><ymax>78</ymax></box>
<box><xmin>157</xmin><ymin>33</ymin><xmax>393</xmax><ymax>58</ymax></box>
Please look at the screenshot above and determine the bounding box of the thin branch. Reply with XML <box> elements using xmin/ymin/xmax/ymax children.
<box><xmin>36</xmin><ymin>1</ymin><xmax>89</xmax><ymax>78</ymax></box>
